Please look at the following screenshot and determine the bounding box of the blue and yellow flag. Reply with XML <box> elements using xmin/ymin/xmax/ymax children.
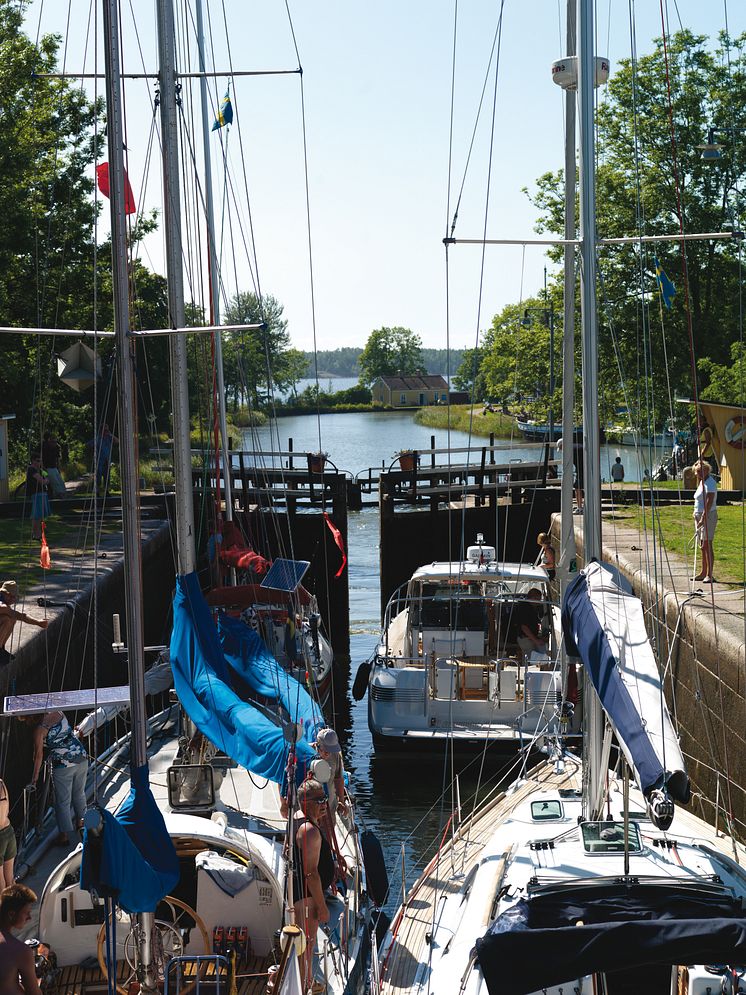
<box><xmin>653</xmin><ymin>256</ymin><xmax>676</xmax><ymax>309</ymax></box>
<box><xmin>212</xmin><ymin>90</ymin><xmax>233</xmax><ymax>131</ymax></box>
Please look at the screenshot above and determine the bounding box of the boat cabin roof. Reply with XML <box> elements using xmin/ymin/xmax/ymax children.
<box><xmin>410</xmin><ymin>561</ymin><xmax>549</xmax><ymax>585</ymax></box>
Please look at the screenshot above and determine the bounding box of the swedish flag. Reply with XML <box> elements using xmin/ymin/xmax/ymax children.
<box><xmin>212</xmin><ymin>90</ymin><xmax>233</xmax><ymax>131</ymax></box>
<box><xmin>653</xmin><ymin>256</ymin><xmax>676</xmax><ymax>309</ymax></box>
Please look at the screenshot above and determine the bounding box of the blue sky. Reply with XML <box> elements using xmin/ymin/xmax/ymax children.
<box><xmin>29</xmin><ymin>1</ymin><xmax>744</xmax><ymax>353</ymax></box>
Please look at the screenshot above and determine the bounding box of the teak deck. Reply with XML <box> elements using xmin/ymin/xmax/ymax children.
<box><xmin>380</xmin><ymin>761</ymin><xmax>580</xmax><ymax>994</ymax></box>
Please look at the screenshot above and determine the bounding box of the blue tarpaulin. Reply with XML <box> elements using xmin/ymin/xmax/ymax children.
<box><xmin>80</xmin><ymin>765</ymin><xmax>179</xmax><ymax>914</ymax></box>
<box><xmin>170</xmin><ymin>571</ymin><xmax>316</xmax><ymax>783</ymax></box>
<box><xmin>219</xmin><ymin>613</ymin><xmax>322</xmax><ymax>744</ymax></box>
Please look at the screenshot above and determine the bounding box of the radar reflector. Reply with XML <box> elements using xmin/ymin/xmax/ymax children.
<box><xmin>260</xmin><ymin>558</ymin><xmax>310</xmax><ymax>593</ymax></box>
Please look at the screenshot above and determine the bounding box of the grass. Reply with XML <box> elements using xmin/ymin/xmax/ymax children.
<box><xmin>0</xmin><ymin>511</ymin><xmax>121</xmax><ymax>598</ymax></box>
<box><xmin>414</xmin><ymin>404</ymin><xmax>515</xmax><ymax>438</ymax></box>
<box><xmin>603</xmin><ymin>502</ymin><xmax>746</xmax><ymax>584</ymax></box>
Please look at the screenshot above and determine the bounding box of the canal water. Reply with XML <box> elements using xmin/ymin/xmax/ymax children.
<box><xmin>242</xmin><ymin>411</ymin><xmax>666</xmax><ymax>907</ymax></box>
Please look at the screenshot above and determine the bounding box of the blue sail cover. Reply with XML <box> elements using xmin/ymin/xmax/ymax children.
<box><xmin>562</xmin><ymin>561</ymin><xmax>689</xmax><ymax>802</ymax></box>
<box><xmin>218</xmin><ymin>613</ymin><xmax>323</xmax><ymax>744</ymax></box>
<box><xmin>170</xmin><ymin>572</ymin><xmax>316</xmax><ymax>783</ymax></box>
<box><xmin>80</xmin><ymin>765</ymin><xmax>179</xmax><ymax>913</ymax></box>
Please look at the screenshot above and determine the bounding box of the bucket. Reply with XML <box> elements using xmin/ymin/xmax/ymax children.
<box><xmin>307</xmin><ymin>452</ymin><xmax>327</xmax><ymax>474</ymax></box>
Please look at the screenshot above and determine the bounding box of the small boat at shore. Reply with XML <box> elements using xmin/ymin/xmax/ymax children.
<box><xmin>363</xmin><ymin>536</ymin><xmax>560</xmax><ymax>750</ymax></box>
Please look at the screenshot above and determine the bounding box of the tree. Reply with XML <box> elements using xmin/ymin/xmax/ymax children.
<box><xmin>222</xmin><ymin>292</ymin><xmax>304</xmax><ymax>409</ymax></box>
<box><xmin>453</xmin><ymin>347</ymin><xmax>488</xmax><ymax>400</ymax></box>
<box><xmin>526</xmin><ymin>30</ymin><xmax>746</xmax><ymax>427</ymax></box>
<box><xmin>357</xmin><ymin>327</ymin><xmax>426</xmax><ymax>386</ymax></box>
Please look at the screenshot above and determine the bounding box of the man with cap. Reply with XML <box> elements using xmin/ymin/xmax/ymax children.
<box><xmin>314</xmin><ymin>728</ymin><xmax>347</xmax><ymax>818</ymax></box>
<box><xmin>0</xmin><ymin>583</ymin><xmax>48</xmax><ymax>666</ymax></box>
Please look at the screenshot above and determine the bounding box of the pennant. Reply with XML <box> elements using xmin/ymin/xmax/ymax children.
<box><xmin>653</xmin><ymin>256</ymin><xmax>676</xmax><ymax>309</ymax></box>
<box><xmin>323</xmin><ymin>512</ymin><xmax>347</xmax><ymax>578</ymax></box>
<box><xmin>96</xmin><ymin>163</ymin><xmax>137</xmax><ymax>215</ymax></box>
<box><xmin>212</xmin><ymin>90</ymin><xmax>233</xmax><ymax>131</ymax></box>
<box><xmin>40</xmin><ymin>522</ymin><xmax>51</xmax><ymax>570</ymax></box>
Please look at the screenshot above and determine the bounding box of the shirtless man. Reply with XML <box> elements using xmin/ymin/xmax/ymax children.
<box><xmin>0</xmin><ymin>884</ymin><xmax>41</xmax><ymax>995</ymax></box>
<box><xmin>0</xmin><ymin>583</ymin><xmax>48</xmax><ymax>667</ymax></box>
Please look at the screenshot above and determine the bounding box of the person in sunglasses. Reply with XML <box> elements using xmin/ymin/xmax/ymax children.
<box><xmin>292</xmin><ymin>778</ymin><xmax>334</xmax><ymax>994</ymax></box>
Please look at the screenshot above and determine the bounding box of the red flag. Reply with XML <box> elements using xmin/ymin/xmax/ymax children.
<box><xmin>96</xmin><ymin>162</ymin><xmax>137</xmax><ymax>215</ymax></box>
<box><xmin>40</xmin><ymin>522</ymin><xmax>51</xmax><ymax>570</ymax></box>
<box><xmin>323</xmin><ymin>512</ymin><xmax>347</xmax><ymax>578</ymax></box>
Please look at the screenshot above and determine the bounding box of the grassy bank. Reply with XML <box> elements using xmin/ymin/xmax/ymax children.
<box><xmin>604</xmin><ymin>502</ymin><xmax>746</xmax><ymax>584</ymax></box>
<box><xmin>414</xmin><ymin>405</ymin><xmax>515</xmax><ymax>438</ymax></box>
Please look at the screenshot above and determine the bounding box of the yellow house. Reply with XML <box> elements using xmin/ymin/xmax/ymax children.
<box><xmin>372</xmin><ymin>375</ymin><xmax>449</xmax><ymax>408</ymax></box>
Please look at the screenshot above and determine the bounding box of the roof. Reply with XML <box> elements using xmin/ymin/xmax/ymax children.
<box><xmin>376</xmin><ymin>375</ymin><xmax>449</xmax><ymax>390</ymax></box>
<box><xmin>410</xmin><ymin>561</ymin><xmax>549</xmax><ymax>584</ymax></box>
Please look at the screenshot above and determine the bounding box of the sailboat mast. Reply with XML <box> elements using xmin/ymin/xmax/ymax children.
<box><xmin>559</xmin><ymin>0</ymin><xmax>577</xmax><ymax>578</ymax></box>
<box><xmin>577</xmin><ymin>0</ymin><xmax>604</xmax><ymax>817</ymax></box>
<box><xmin>156</xmin><ymin>0</ymin><xmax>197</xmax><ymax>575</ymax></box>
<box><xmin>195</xmin><ymin>0</ymin><xmax>235</xmax><ymax>526</ymax></box>
<box><xmin>101</xmin><ymin>0</ymin><xmax>149</xmax><ymax>771</ymax></box>
<box><xmin>101</xmin><ymin>2</ymin><xmax>159</xmax><ymax>990</ymax></box>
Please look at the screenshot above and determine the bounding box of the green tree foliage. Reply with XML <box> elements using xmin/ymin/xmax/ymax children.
<box><xmin>222</xmin><ymin>292</ymin><xmax>305</xmax><ymax>408</ymax></box>
<box><xmin>699</xmin><ymin>343</ymin><xmax>746</xmax><ymax>405</ymax></box>
<box><xmin>357</xmin><ymin>326</ymin><xmax>426</xmax><ymax>386</ymax></box>
<box><xmin>526</xmin><ymin>30</ymin><xmax>746</xmax><ymax>427</ymax></box>
<box><xmin>453</xmin><ymin>347</ymin><xmax>487</xmax><ymax>399</ymax></box>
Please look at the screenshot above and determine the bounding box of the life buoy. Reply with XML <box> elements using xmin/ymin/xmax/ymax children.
<box><xmin>352</xmin><ymin>660</ymin><xmax>372</xmax><ymax>701</ymax></box>
<box><xmin>724</xmin><ymin>415</ymin><xmax>746</xmax><ymax>450</ymax></box>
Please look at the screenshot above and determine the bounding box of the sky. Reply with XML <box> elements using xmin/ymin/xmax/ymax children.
<box><xmin>28</xmin><ymin>1</ymin><xmax>744</xmax><ymax>354</ymax></box>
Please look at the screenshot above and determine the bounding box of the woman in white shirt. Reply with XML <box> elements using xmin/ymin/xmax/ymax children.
<box><xmin>693</xmin><ymin>460</ymin><xmax>717</xmax><ymax>582</ymax></box>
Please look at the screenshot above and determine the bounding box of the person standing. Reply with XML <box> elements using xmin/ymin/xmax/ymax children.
<box><xmin>292</xmin><ymin>778</ymin><xmax>333</xmax><ymax>994</ymax></box>
<box><xmin>41</xmin><ymin>433</ymin><xmax>66</xmax><ymax>498</ymax></box>
<box><xmin>25</xmin><ymin>455</ymin><xmax>49</xmax><ymax>541</ymax></box>
<box><xmin>313</xmin><ymin>728</ymin><xmax>347</xmax><ymax>818</ymax></box>
<box><xmin>0</xmin><ymin>582</ymin><xmax>48</xmax><ymax>667</ymax></box>
<box><xmin>90</xmin><ymin>424</ymin><xmax>118</xmax><ymax>496</ymax></box>
<box><xmin>0</xmin><ymin>782</ymin><xmax>15</xmax><ymax>889</ymax></box>
<box><xmin>0</xmin><ymin>884</ymin><xmax>41</xmax><ymax>995</ymax></box>
<box><xmin>692</xmin><ymin>460</ymin><xmax>717</xmax><ymax>583</ymax></box>
<box><xmin>611</xmin><ymin>456</ymin><xmax>625</xmax><ymax>483</ymax></box>
<box><xmin>22</xmin><ymin>712</ymin><xmax>88</xmax><ymax>847</ymax></box>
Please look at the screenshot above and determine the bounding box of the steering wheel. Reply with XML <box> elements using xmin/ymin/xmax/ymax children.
<box><xmin>96</xmin><ymin>895</ymin><xmax>211</xmax><ymax>995</ymax></box>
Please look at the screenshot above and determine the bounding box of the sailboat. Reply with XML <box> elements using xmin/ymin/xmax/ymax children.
<box><xmin>373</xmin><ymin>2</ymin><xmax>746</xmax><ymax>993</ymax></box>
<box><xmin>2</xmin><ymin>2</ymin><xmax>370</xmax><ymax>993</ymax></box>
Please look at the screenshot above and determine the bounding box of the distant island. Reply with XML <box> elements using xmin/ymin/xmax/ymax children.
<box><xmin>302</xmin><ymin>347</ymin><xmax>467</xmax><ymax>379</ymax></box>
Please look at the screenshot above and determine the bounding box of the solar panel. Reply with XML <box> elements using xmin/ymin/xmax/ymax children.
<box><xmin>260</xmin><ymin>558</ymin><xmax>310</xmax><ymax>593</ymax></box>
<box><xmin>4</xmin><ymin>686</ymin><xmax>131</xmax><ymax>715</ymax></box>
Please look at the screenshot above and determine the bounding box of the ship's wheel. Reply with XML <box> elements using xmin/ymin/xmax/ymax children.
<box><xmin>96</xmin><ymin>896</ymin><xmax>211</xmax><ymax>995</ymax></box>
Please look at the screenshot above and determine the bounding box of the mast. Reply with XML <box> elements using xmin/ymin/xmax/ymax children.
<box><xmin>101</xmin><ymin>0</ymin><xmax>157</xmax><ymax>988</ymax></box>
<box><xmin>559</xmin><ymin>0</ymin><xmax>577</xmax><ymax>582</ymax></box>
<box><xmin>577</xmin><ymin>0</ymin><xmax>604</xmax><ymax>818</ymax></box>
<box><xmin>195</xmin><ymin>0</ymin><xmax>235</xmax><ymax>526</ymax></box>
<box><xmin>156</xmin><ymin>0</ymin><xmax>197</xmax><ymax>574</ymax></box>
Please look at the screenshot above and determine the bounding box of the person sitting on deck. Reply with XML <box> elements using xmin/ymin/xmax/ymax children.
<box><xmin>515</xmin><ymin>589</ymin><xmax>548</xmax><ymax>661</ymax></box>
<box><xmin>0</xmin><ymin>884</ymin><xmax>41</xmax><ymax>995</ymax></box>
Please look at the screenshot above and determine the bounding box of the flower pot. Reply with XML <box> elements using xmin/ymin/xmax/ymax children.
<box><xmin>307</xmin><ymin>453</ymin><xmax>327</xmax><ymax>474</ymax></box>
<box><xmin>399</xmin><ymin>451</ymin><xmax>417</xmax><ymax>472</ymax></box>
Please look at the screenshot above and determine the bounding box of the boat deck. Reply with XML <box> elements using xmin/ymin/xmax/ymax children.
<box><xmin>50</xmin><ymin>952</ymin><xmax>273</xmax><ymax>995</ymax></box>
<box><xmin>379</xmin><ymin>759</ymin><xmax>581</xmax><ymax>994</ymax></box>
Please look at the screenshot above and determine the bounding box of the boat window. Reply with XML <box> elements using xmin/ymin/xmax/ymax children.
<box><xmin>531</xmin><ymin>799</ymin><xmax>563</xmax><ymax>821</ymax></box>
<box><xmin>581</xmin><ymin>821</ymin><xmax>642</xmax><ymax>854</ymax></box>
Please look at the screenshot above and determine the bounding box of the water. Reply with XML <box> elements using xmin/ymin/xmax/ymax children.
<box><xmin>241</xmin><ymin>410</ymin><xmax>672</xmax><ymax>906</ymax></box>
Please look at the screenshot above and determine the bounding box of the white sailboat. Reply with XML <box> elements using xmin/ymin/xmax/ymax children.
<box><xmin>374</xmin><ymin>2</ymin><xmax>746</xmax><ymax>992</ymax></box>
<box><xmin>2</xmin><ymin>3</ymin><xmax>371</xmax><ymax>994</ymax></box>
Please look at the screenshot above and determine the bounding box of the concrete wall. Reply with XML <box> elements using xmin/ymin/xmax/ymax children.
<box><xmin>1</xmin><ymin>523</ymin><xmax>175</xmax><ymax>806</ymax></box>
